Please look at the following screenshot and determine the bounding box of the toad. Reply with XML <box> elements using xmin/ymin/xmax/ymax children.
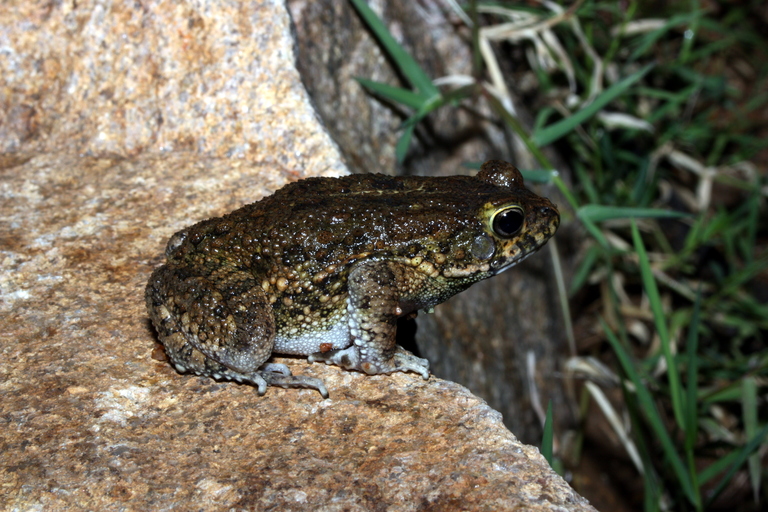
<box><xmin>145</xmin><ymin>160</ymin><xmax>560</xmax><ymax>397</ymax></box>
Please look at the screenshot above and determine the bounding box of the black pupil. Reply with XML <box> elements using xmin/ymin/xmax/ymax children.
<box><xmin>493</xmin><ymin>208</ymin><xmax>525</xmax><ymax>237</ymax></box>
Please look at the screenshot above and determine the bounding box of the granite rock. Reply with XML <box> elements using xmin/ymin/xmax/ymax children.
<box><xmin>0</xmin><ymin>0</ymin><xmax>344</xmax><ymax>174</ymax></box>
<box><xmin>0</xmin><ymin>152</ymin><xmax>595</xmax><ymax>511</ymax></box>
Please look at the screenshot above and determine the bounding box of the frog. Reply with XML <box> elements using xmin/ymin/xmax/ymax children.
<box><xmin>145</xmin><ymin>160</ymin><xmax>560</xmax><ymax>398</ymax></box>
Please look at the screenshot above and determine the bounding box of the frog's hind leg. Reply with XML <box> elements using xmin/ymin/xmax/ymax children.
<box><xmin>145</xmin><ymin>265</ymin><xmax>328</xmax><ymax>397</ymax></box>
<box><xmin>308</xmin><ymin>260</ymin><xmax>430</xmax><ymax>380</ymax></box>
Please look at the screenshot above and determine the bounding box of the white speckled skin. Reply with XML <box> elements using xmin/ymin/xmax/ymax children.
<box><xmin>145</xmin><ymin>160</ymin><xmax>560</xmax><ymax>397</ymax></box>
<box><xmin>273</xmin><ymin>310</ymin><xmax>349</xmax><ymax>354</ymax></box>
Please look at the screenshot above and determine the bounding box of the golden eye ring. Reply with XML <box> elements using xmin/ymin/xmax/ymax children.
<box><xmin>491</xmin><ymin>206</ymin><xmax>525</xmax><ymax>238</ymax></box>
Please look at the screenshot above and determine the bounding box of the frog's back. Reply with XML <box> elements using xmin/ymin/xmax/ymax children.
<box><xmin>226</xmin><ymin>173</ymin><xmax>499</xmax><ymax>268</ymax></box>
<box><xmin>169</xmin><ymin>168</ymin><xmax>554</xmax><ymax>283</ymax></box>
<box><xmin>265</xmin><ymin>173</ymin><xmax>495</xmax><ymax>210</ymax></box>
<box><xmin>238</xmin><ymin>173</ymin><xmax>505</xmax><ymax>235</ymax></box>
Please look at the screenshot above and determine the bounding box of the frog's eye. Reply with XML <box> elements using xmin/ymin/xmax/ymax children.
<box><xmin>492</xmin><ymin>206</ymin><xmax>525</xmax><ymax>238</ymax></box>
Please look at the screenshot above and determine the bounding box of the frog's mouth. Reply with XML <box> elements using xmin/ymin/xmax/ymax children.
<box><xmin>443</xmin><ymin>240</ymin><xmax>546</xmax><ymax>281</ymax></box>
<box><xmin>490</xmin><ymin>242</ymin><xmax>541</xmax><ymax>274</ymax></box>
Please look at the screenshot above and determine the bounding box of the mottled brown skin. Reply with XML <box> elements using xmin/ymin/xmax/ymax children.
<box><xmin>145</xmin><ymin>160</ymin><xmax>560</xmax><ymax>397</ymax></box>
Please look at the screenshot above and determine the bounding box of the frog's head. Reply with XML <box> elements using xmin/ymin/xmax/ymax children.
<box><xmin>442</xmin><ymin>160</ymin><xmax>560</xmax><ymax>279</ymax></box>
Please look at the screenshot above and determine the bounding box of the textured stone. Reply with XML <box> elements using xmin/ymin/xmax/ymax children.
<box><xmin>0</xmin><ymin>0</ymin><xmax>344</xmax><ymax>175</ymax></box>
<box><xmin>1</xmin><ymin>0</ymin><xmax>594</xmax><ymax>510</ymax></box>
<box><xmin>0</xmin><ymin>152</ymin><xmax>593</xmax><ymax>511</ymax></box>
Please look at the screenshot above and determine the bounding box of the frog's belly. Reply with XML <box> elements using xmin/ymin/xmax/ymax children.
<box><xmin>272</xmin><ymin>312</ymin><xmax>351</xmax><ymax>356</ymax></box>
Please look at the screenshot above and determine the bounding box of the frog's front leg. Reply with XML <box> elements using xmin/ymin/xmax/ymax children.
<box><xmin>308</xmin><ymin>260</ymin><xmax>430</xmax><ymax>379</ymax></box>
<box><xmin>146</xmin><ymin>265</ymin><xmax>329</xmax><ymax>397</ymax></box>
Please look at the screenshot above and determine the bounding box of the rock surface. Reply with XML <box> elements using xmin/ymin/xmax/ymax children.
<box><xmin>0</xmin><ymin>0</ymin><xmax>344</xmax><ymax>173</ymax></box>
<box><xmin>1</xmin><ymin>0</ymin><xmax>594</xmax><ymax>510</ymax></box>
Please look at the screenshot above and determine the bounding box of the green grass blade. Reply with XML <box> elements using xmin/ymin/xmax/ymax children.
<box><xmin>709</xmin><ymin>255</ymin><xmax>768</xmax><ymax>304</ymax></box>
<box><xmin>392</xmin><ymin>90</ymin><xmax>459</xmax><ymax>162</ymax></box>
<box><xmin>581</xmin><ymin>216</ymin><xmax>610</xmax><ymax>249</ymax></box>
<box><xmin>630</xmin><ymin>157</ymin><xmax>652</xmax><ymax>205</ymax></box>
<box><xmin>628</xmin><ymin>11</ymin><xmax>703</xmax><ymax>61</ymax></box>
<box><xmin>742</xmin><ymin>377</ymin><xmax>761</xmax><ymax>503</ymax></box>
<box><xmin>532</xmin><ymin>63</ymin><xmax>654</xmax><ymax>147</ymax></box>
<box><xmin>702</xmin><ymin>384</ymin><xmax>747</xmax><ymax>405</ymax></box>
<box><xmin>355</xmin><ymin>78</ymin><xmax>428</xmax><ymax>108</ymax></box>
<box><xmin>647</xmin><ymin>83</ymin><xmax>700</xmax><ymax>124</ymax></box>
<box><xmin>569</xmin><ymin>244</ymin><xmax>600</xmax><ymax>295</ymax></box>
<box><xmin>542</xmin><ymin>401</ymin><xmax>554</xmax><ymax>467</ymax></box>
<box><xmin>577</xmin><ymin>205</ymin><xmax>690</xmax><ymax>223</ymax></box>
<box><xmin>395</xmin><ymin>121</ymin><xmax>416</xmax><ymax>163</ymax></box>
<box><xmin>632</xmin><ymin>221</ymin><xmax>685</xmax><ymax>431</ymax></box>
<box><xmin>574</xmin><ymin>161</ymin><xmax>599</xmax><ymax>205</ymax></box>
<box><xmin>520</xmin><ymin>169</ymin><xmax>559</xmax><ymax>184</ymax></box>
<box><xmin>704</xmin><ymin>425</ymin><xmax>768</xmax><ymax>507</ymax></box>
<box><xmin>623</xmin><ymin>373</ymin><xmax>664</xmax><ymax>512</ymax></box>
<box><xmin>392</xmin><ymin>81</ymin><xmax>482</xmax><ymax>162</ymax></box>
<box><xmin>643</xmin><ymin>468</ymin><xmax>663</xmax><ymax>512</ymax></box>
<box><xmin>550</xmin><ymin>173</ymin><xmax>580</xmax><ymax>213</ymax></box>
<box><xmin>697</xmin><ymin>446</ymin><xmax>738</xmax><ymax>484</ymax></box>
<box><xmin>684</xmin><ymin>294</ymin><xmax>701</xmax><ymax>455</ymax></box>
<box><xmin>348</xmin><ymin>0</ymin><xmax>439</xmax><ymax>97</ymax></box>
<box><xmin>484</xmin><ymin>91</ymin><xmax>553</xmax><ymax>170</ymax></box>
<box><xmin>684</xmin><ymin>291</ymin><xmax>703</xmax><ymax>510</ymax></box>
<box><xmin>601</xmin><ymin>319</ymin><xmax>697</xmax><ymax>505</ymax></box>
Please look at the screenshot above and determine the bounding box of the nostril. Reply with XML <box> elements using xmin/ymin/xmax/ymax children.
<box><xmin>539</xmin><ymin>206</ymin><xmax>555</xmax><ymax>215</ymax></box>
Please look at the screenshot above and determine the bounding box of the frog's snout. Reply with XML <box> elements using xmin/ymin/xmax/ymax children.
<box><xmin>535</xmin><ymin>203</ymin><xmax>560</xmax><ymax>228</ymax></box>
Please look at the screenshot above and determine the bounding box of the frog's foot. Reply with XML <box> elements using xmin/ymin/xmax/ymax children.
<box><xmin>308</xmin><ymin>345</ymin><xmax>430</xmax><ymax>380</ymax></box>
<box><xmin>260</xmin><ymin>363</ymin><xmax>291</xmax><ymax>376</ymax></box>
<box><xmin>218</xmin><ymin>364</ymin><xmax>329</xmax><ymax>399</ymax></box>
<box><xmin>260</xmin><ymin>371</ymin><xmax>330</xmax><ymax>399</ymax></box>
